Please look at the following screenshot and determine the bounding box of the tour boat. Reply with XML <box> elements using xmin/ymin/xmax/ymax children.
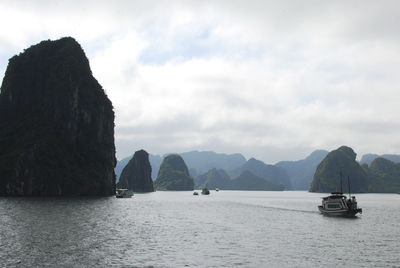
<box><xmin>318</xmin><ymin>173</ymin><xmax>362</xmax><ymax>217</ymax></box>
<box><xmin>201</xmin><ymin>188</ymin><xmax>210</xmax><ymax>195</ymax></box>
<box><xmin>116</xmin><ymin>189</ymin><xmax>133</xmax><ymax>198</ymax></box>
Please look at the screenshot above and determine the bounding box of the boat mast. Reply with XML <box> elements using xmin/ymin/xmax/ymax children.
<box><xmin>340</xmin><ymin>171</ymin><xmax>343</xmax><ymax>193</ymax></box>
<box><xmin>347</xmin><ymin>175</ymin><xmax>351</xmax><ymax>198</ymax></box>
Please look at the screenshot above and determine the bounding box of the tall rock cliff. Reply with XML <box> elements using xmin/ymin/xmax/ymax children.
<box><xmin>154</xmin><ymin>154</ymin><xmax>194</xmax><ymax>190</ymax></box>
<box><xmin>309</xmin><ymin>146</ymin><xmax>368</xmax><ymax>193</ymax></box>
<box><xmin>118</xmin><ymin>150</ymin><xmax>154</xmax><ymax>192</ymax></box>
<box><xmin>0</xmin><ymin>37</ymin><xmax>116</xmax><ymax>196</ymax></box>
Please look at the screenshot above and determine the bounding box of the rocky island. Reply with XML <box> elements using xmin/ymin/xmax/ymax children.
<box><xmin>310</xmin><ymin>146</ymin><xmax>368</xmax><ymax>193</ymax></box>
<box><xmin>0</xmin><ymin>37</ymin><xmax>116</xmax><ymax>196</ymax></box>
<box><xmin>117</xmin><ymin>149</ymin><xmax>154</xmax><ymax>192</ymax></box>
<box><xmin>154</xmin><ymin>154</ymin><xmax>194</xmax><ymax>190</ymax></box>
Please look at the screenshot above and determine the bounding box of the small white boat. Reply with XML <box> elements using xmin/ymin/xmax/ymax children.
<box><xmin>318</xmin><ymin>192</ymin><xmax>362</xmax><ymax>217</ymax></box>
<box><xmin>215</xmin><ymin>188</ymin><xmax>220</xmax><ymax>192</ymax></box>
<box><xmin>193</xmin><ymin>191</ymin><xmax>199</xmax><ymax>195</ymax></box>
<box><xmin>116</xmin><ymin>189</ymin><xmax>133</xmax><ymax>198</ymax></box>
<box><xmin>318</xmin><ymin>173</ymin><xmax>362</xmax><ymax>217</ymax></box>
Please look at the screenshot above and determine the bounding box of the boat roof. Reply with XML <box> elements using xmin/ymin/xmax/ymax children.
<box><xmin>323</xmin><ymin>195</ymin><xmax>345</xmax><ymax>199</ymax></box>
<box><xmin>321</xmin><ymin>192</ymin><xmax>347</xmax><ymax>199</ymax></box>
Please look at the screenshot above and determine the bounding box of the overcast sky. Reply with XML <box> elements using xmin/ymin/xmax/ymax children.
<box><xmin>1</xmin><ymin>0</ymin><xmax>399</xmax><ymax>163</ymax></box>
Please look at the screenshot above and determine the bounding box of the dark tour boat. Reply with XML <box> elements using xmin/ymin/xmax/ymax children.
<box><xmin>201</xmin><ymin>188</ymin><xmax>210</xmax><ymax>195</ymax></box>
<box><xmin>318</xmin><ymin>172</ymin><xmax>362</xmax><ymax>217</ymax></box>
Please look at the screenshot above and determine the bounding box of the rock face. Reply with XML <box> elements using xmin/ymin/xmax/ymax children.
<box><xmin>195</xmin><ymin>168</ymin><xmax>231</xmax><ymax>189</ymax></box>
<box><xmin>117</xmin><ymin>150</ymin><xmax>154</xmax><ymax>192</ymax></box>
<box><xmin>0</xmin><ymin>37</ymin><xmax>116</xmax><ymax>196</ymax></box>
<box><xmin>154</xmin><ymin>154</ymin><xmax>194</xmax><ymax>190</ymax></box>
<box><xmin>225</xmin><ymin>171</ymin><xmax>284</xmax><ymax>191</ymax></box>
<box><xmin>310</xmin><ymin>146</ymin><xmax>368</xmax><ymax>193</ymax></box>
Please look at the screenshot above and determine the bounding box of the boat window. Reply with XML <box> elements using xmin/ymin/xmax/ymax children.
<box><xmin>327</xmin><ymin>204</ymin><xmax>341</xmax><ymax>209</ymax></box>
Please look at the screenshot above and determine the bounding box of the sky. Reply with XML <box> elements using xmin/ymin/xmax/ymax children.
<box><xmin>1</xmin><ymin>0</ymin><xmax>399</xmax><ymax>163</ymax></box>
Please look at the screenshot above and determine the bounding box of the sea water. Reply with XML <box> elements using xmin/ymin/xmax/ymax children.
<box><xmin>1</xmin><ymin>191</ymin><xmax>399</xmax><ymax>267</ymax></box>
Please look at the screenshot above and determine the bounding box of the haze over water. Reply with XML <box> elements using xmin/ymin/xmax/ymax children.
<box><xmin>1</xmin><ymin>191</ymin><xmax>399</xmax><ymax>267</ymax></box>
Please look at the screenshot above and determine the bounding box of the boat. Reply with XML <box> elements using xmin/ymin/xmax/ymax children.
<box><xmin>215</xmin><ymin>188</ymin><xmax>220</xmax><ymax>192</ymax></box>
<box><xmin>193</xmin><ymin>191</ymin><xmax>199</xmax><ymax>195</ymax></box>
<box><xmin>116</xmin><ymin>189</ymin><xmax>133</xmax><ymax>198</ymax></box>
<box><xmin>201</xmin><ymin>188</ymin><xmax>210</xmax><ymax>195</ymax></box>
<box><xmin>318</xmin><ymin>172</ymin><xmax>362</xmax><ymax>217</ymax></box>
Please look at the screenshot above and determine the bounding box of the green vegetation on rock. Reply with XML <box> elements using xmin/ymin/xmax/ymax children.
<box><xmin>310</xmin><ymin>146</ymin><xmax>368</xmax><ymax>193</ymax></box>
<box><xmin>154</xmin><ymin>154</ymin><xmax>194</xmax><ymax>190</ymax></box>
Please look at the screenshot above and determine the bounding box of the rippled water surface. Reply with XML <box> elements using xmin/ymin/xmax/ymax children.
<box><xmin>1</xmin><ymin>191</ymin><xmax>399</xmax><ymax>267</ymax></box>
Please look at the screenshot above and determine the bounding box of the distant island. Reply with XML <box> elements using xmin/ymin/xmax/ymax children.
<box><xmin>310</xmin><ymin>146</ymin><xmax>368</xmax><ymax>193</ymax></box>
<box><xmin>196</xmin><ymin>168</ymin><xmax>231</xmax><ymax>190</ymax></box>
<box><xmin>194</xmin><ymin>168</ymin><xmax>283</xmax><ymax>191</ymax></box>
<box><xmin>154</xmin><ymin>154</ymin><xmax>194</xmax><ymax>190</ymax></box>
<box><xmin>276</xmin><ymin>150</ymin><xmax>328</xmax><ymax>190</ymax></box>
<box><xmin>116</xmin><ymin>150</ymin><xmax>329</xmax><ymax>191</ymax></box>
<box><xmin>363</xmin><ymin>157</ymin><xmax>400</xmax><ymax>193</ymax></box>
<box><xmin>224</xmin><ymin>171</ymin><xmax>284</xmax><ymax>191</ymax></box>
<box><xmin>311</xmin><ymin>146</ymin><xmax>400</xmax><ymax>193</ymax></box>
<box><xmin>116</xmin><ymin>147</ymin><xmax>399</xmax><ymax>193</ymax></box>
<box><xmin>360</xmin><ymin>153</ymin><xmax>400</xmax><ymax>166</ymax></box>
<box><xmin>0</xmin><ymin>37</ymin><xmax>116</xmax><ymax>196</ymax></box>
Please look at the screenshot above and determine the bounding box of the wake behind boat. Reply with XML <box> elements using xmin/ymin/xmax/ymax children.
<box><xmin>318</xmin><ymin>172</ymin><xmax>362</xmax><ymax>217</ymax></box>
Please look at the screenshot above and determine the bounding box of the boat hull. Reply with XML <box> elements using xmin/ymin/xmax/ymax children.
<box><xmin>318</xmin><ymin>206</ymin><xmax>361</xmax><ymax>217</ymax></box>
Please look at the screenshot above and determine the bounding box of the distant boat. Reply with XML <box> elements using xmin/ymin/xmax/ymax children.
<box><xmin>193</xmin><ymin>191</ymin><xmax>199</xmax><ymax>195</ymax></box>
<box><xmin>201</xmin><ymin>188</ymin><xmax>210</xmax><ymax>195</ymax></box>
<box><xmin>116</xmin><ymin>189</ymin><xmax>133</xmax><ymax>198</ymax></box>
<box><xmin>215</xmin><ymin>188</ymin><xmax>220</xmax><ymax>192</ymax></box>
<box><xmin>318</xmin><ymin>172</ymin><xmax>362</xmax><ymax>217</ymax></box>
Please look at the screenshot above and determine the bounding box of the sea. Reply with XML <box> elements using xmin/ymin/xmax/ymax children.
<box><xmin>0</xmin><ymin>191</ymin><xmax>399</xmax><ymax>268</ymax></box>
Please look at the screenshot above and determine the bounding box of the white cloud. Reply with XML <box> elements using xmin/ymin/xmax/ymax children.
<box><xmin>1</xmin><ymin>0</ymin><xmax>400</xmax><ymax>163</ymax></box>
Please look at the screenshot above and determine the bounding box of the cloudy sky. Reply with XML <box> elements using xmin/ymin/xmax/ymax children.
<box><xmin>1</xmin><ymin>0</ymin><xmax>399</xmax><ymax>163</ymax></box>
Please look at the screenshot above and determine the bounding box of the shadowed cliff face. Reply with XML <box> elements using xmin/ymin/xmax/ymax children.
<box><xmin>0</xmin><ymin>37</ymin><xmax>116</xmax><ymax>196</ymax></box>
<box><xmin>118</xmin><ymin>150</ymin><xmax>154</xmax><ymax>192</ymax></box>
